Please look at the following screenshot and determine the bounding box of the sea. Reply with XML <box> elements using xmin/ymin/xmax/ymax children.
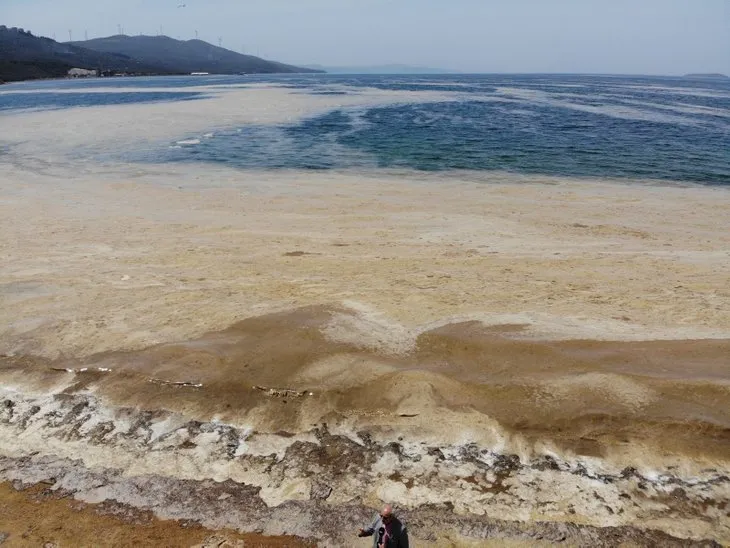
<box><xmin>1</xmin><ymin>73</ymin><xmax>728</xmax><ymax>185</ymax></box>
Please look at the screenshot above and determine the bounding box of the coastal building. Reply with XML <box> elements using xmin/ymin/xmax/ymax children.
<box><xmin>67</xmin><ymin>68</ymin><xmax>98</xmax><ymax>78</ymax></box>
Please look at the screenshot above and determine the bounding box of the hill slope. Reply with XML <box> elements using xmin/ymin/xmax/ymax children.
<box><xmin>0</xmin><ymin>26</ymin><xmax>172</xmax><ymax>82</ymax></box>
<box><xmin>69</xmin><ymin>35</ymin><xmax>321</xmax><ymax>75</ymax></box>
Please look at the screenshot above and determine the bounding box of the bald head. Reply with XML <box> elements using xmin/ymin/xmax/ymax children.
<box><xmin>381</xmin><ymin>504</ymin><xmax>394</xmax><ymax>523</ymax></box>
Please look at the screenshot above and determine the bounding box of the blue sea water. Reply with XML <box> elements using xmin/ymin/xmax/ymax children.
<box><xmin>1</xmin><ymin>73</ymin><xmax>728</xmax><ymax>185</ymax></box>
<box><xmin>0</xmin><ymin>90</ymin><xmax>206</xmax><ymax>111</ymax></box>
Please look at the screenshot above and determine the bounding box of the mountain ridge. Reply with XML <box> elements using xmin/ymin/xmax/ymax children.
<box><xmin>0</xmin><ymin>26</ymin><xmax>322</xmax><ymax>83</ymax></box>
<box><xmin>0</xmin><ymin>25</ymin><xmax>174</xmax><ymax>82</ymax></box>
<box><xmin>68</xmin><ymin>35</ymin><xmax>321</xmax><ymax>75</ymax></box>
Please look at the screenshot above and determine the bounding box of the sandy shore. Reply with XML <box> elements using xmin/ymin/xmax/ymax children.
<box><xmin>0</xmin><ymin>83</ymin><xmax>729</xmax><ymax>545</ymax></box>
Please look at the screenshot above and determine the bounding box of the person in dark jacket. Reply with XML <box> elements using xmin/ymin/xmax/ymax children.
<box><xmin>357</xmin><ymin>504</ymin><xmax>409</xmax><ymax>548</ymax></box>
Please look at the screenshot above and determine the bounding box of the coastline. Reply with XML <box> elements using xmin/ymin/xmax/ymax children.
<box><xmin>0</xmin><ymin>81</ymin><xmax>729</xmax><ymax>545</ymax></box>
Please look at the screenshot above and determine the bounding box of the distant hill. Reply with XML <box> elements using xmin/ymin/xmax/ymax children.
<box><xmin>69</xmin><ymin>35</ymin><xmax>322</xmax><ymax>75</ymax></box>
<box><xmin>683</xmin><ymin>73</ymin><xmax>729</xmax><ymax>80</ymax></box>
<box><xmin>0</xmin><ymin>25</ymin><xmax>173</xmax><ymax>82</ymax></box>
<box><xmin>305</xmin><ymin>64</ymin><xmax>459</xmax><ymax>75</ymax></box>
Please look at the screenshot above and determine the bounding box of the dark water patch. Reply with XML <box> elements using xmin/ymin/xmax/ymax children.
<box><xmin>341</xmin><ymin>101</ymin><xmax>729</xmax><ymax>184</ymax></box>
<box><xmin>306</xmin><ymin>90</ymin><xmax>349</xmax><ymax>95</ymax></box>
<box><xmin>150</xmin><ymin>97</ymin><xmax>730</xmax><ymax>185</ymax></box>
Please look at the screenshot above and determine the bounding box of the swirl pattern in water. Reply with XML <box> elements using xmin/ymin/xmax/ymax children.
<box><xmin>148</xmin><ymin>74</ymin><xmax>730</xmax><ymax>185</ymax></box>
<box><xmin>2</xmin><ymin>73</ymin><xmax>728</xmax><ymax>184</ymax></box>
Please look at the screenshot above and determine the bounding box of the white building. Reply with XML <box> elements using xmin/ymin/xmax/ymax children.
<box><xmin>68</xmin><ymin>68</ymin><xmax>98</xmax><ymax>78</ymax></box>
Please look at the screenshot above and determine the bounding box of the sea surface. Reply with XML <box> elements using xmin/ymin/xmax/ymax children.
<box><xmin>1</xmin><ymin>73</ymin><xmax>729</xmax><ymax>184</ymax></box>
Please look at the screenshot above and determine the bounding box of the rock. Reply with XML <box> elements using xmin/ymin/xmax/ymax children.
<box><xmin>310</xmin><ymin>481</ymin><xmax>332</xmax><ymax>500</ymax></box>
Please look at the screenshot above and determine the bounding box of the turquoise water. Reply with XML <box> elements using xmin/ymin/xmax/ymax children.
<box><xmin>2</xmin><ymin>74</ymin><xmax>729</xmax><ymax>184</ymax></box>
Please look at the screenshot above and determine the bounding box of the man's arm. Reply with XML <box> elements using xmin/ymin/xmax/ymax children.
<box><xmin>357</xmin><ymin>516</ymin><xmax>378</xmax><ymax>537</ymax></box>
<box><xmin>399</xmin><ymin>523</ymin><xmax>409</xmax><ymax>548</ymax></box>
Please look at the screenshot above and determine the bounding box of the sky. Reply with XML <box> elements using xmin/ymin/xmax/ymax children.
<box><xmin>2</xmin><ymin>0</ymin><xmax>729</xmax><ymax>74</ymax></box>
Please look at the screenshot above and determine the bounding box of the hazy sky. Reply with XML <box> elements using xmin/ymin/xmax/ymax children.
<box><xmin>3</xmin><ymin>0</ymin><xmax>729</xmax><ymax>74</ymax></box>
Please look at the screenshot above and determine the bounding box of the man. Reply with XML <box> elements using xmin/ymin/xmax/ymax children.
<box><xmin>357</xmin><ymin>504</ymin><xmax>409</xmax><ymax>548</ymax></box>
